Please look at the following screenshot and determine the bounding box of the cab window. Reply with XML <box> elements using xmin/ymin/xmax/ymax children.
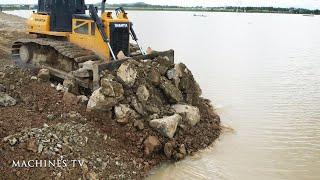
<box><xmin>74</xmin><ymin>21</ymin><xmax>89</xmax><ymax>35</ymax></box>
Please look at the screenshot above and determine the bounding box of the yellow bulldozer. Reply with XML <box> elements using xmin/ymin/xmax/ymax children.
<box><xmin>12</xmin><ymin>0</ymin><xmax>173</xmax><ymax>92</ymax></box>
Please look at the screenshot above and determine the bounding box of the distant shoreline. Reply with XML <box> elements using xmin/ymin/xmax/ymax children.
<box><xmin>0</xmin><ymin>5</ymin><xmax>319</xmax><ymax>15</ymax></box>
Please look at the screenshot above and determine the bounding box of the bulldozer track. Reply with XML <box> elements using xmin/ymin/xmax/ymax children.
<box><xmin>11</xmin><ymin>38</ymin><xmax>103</xmax><ymax>90</ymax></box>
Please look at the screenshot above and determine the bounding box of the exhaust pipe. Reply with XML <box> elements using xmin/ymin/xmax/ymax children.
<box><xmin>101</xmin><ymin>0</ymin><xmax>106</xmax><ymax>15</ymax></box>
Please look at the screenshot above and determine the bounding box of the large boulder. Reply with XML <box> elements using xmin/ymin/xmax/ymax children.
<box><xmin>117</xmin><ymin>60</ymin><xmax>137</xmax><ymax>87</ymax></box>
<box><xmin>144</xmin><ymin>136</ymin><xmax>161</xmax><ymax>156</ymax></box>
<box><xmin>0</xmin><ymin>93</ymin><xmax>16</xmax><ymax>107</ymax></box>
<box><xmin>172</xmin><ymin>104</ymin><xmax>201</xmax><ymax>126</ymax></box>
<box><xmin>159</xmin><ymin>77</ymin><xmax>183</xmax><ymax>103</ymax></box>
<box><xmin>87</xmin><ymin>88</ymin><xmax>123</xmax><ymax>111</ymax></box>
<box><xmin>149</xmin><ymin>114</ymin><xmax>181</xmax><ymax>138</ymax></box>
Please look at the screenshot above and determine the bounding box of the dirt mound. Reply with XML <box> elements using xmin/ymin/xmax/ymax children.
<box><xmin>0</xmin><ymin>12</ymin><xmax>221</xmax><ymax>179</ymax></box>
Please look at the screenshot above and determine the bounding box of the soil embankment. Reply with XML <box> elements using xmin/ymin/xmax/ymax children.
<box><xmin>0</xmin><ymin>12</ymin><xmax>221</xmax><ymax>179</ymax></box>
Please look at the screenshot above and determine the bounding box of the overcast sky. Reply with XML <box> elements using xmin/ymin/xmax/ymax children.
<box><xmin>1</xmin><ymin>0</ymin><xmax>320</xmax><ymax>9</ymax></box>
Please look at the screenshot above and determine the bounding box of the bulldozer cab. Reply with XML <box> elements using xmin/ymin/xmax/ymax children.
<box><xmin>37</xmin><ymin>0</ymin><xmax>86</xmax><ymax>32</ymax></box>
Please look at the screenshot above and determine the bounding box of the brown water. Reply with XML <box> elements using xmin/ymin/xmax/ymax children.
<box><xmin>8</xmin><ymin>10</ymin><xmax>320</xmax><ymax>180</ymax></box>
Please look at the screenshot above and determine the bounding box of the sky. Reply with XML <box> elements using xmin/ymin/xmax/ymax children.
<box><xmin>1</xmin><ymin>0</ymin><xmax>320</xmax><ymax>9</ymax></box>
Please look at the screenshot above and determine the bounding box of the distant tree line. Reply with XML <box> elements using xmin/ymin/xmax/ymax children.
<box><xmin>1</xmin><ymin>3</ymin><xmax>319</xmax><ymax>15</ymax></box>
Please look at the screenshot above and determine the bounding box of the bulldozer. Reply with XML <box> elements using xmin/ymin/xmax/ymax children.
<box><xmin>12</xmin><ymin>0</ymin><xmax>174</xmax><ymax>92</ymax></box>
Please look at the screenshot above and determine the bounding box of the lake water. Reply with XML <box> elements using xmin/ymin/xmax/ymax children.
<box><xmin>6</xmin><ymin>10</ymin><xmax>320</xmax><ymax>180</ymax></box>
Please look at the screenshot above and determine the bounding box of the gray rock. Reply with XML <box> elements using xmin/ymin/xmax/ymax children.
<box><xmin>159</xmin><ymin>77</ymin><xmax>183</xmax><ymax>103</ymax></box>
<box><xmin>172</xmin><ymin>104</ymin><xmax>201</xmax><ymax>126</ymax></box>
<box><xmin>38</xmin><ymin>143</ymin><xmax>44</xmax><ymax>153</ymax></box>
<box><xmin>9</xmin><ymin>138</ymin><xmax>18</xmax><ymax>146</ymax></box>
<box><xmin>136</xmin><ymin>85</ymin><xmax>149</xmax><ymax>102</ymax></box>
<box><xmin>37</xmin><ymin>68</ymin><xmax>50</xmax><ymax>82</ymax></box>
<box><xmin>77</xmin><ymin>95</ymin><xmax>89</xmax><ymax>104</ymax></box>
<box><xmin>100</xmin><ymin>78</ymin><xmax>115</xmax><ymax>97</ymax></box>
<box><xmin>117</xmin><ymin>60</ymin><xmax>137</xmax><ymax>87</ymax></box>
<box><xmin>130</xmin><ymin>96</ymin><xmax>146</xmax><ymax>116</ymax></box>
<box><xmin>149</xmin><ymin>114</ymin><xmax>181</xmax><ymax>138</ymax></box>
<box><xmin>114</xmin><ymin>104</ymin><xmax>138</xmax><ymax>124</ymax></box>
<box><xmin>166</xmin><ymin>68</ymin><xmax>176</xmax><ymax>80</ymax></box>
<box><xmin>0</xmin><ymin>93</ymin><xmax>17</xmax><ymax>107</ymax></box>
<box><xmin>100</xmin><ymin>78</ymin><xmax>124</xmax><ymax>98</ymax></box>
<box><xmin>117</xmin><ymin>51</ymin><xmax>128</xmax><ymax>60</ymax></box>
<box><xmin>87</xmin><ymin>88</ymin><xmax>123</xmax><ymax>111</ymax></box>
<box><xmin>56</xmin><ymin>83</ymin><xmax>66</xmax><ymax>92</ymax></box>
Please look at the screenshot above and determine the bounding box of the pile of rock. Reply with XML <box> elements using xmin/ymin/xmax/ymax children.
<box><xmin>87</xmin><ymin>56</ymin><xmax>214</xmax><ymax>159</ymax></box>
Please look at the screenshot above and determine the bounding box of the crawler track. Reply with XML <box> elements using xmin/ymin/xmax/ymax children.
<box><xmin>11</xmin><ymin>38</ymin><xmax>103</xmax><ymax>90</ymax></box>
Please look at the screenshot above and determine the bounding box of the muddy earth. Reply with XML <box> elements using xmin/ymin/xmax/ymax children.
<box><xmin>0</xmin><ymin>12</ymin><xmax>221</xmax><ymax>179</ymax></box>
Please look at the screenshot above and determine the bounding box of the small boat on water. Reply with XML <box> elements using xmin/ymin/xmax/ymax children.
<box><xmin>193</xmin><ymin>14</ymin><xmax>207</xmax><ymax>17</ymax></box>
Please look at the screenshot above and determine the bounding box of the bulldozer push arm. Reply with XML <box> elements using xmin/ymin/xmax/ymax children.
<box><xmin>89</xmin><ymin>4</ymin><xmax>117</xmax><ymax>60</ymax></box>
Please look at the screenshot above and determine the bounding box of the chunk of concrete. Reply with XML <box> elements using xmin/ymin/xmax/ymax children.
<box><xmin>117</xmin><ymin>60</ymin><xmax>137</xmax><ymax>87</ymax></box>
<box><xmin>159</xmin><ymin>77</ymin><xmax>183</xmax><ymax>103</ymax></box>
<box><xmin>149</xmin><ymin>114</ymin><xmax>181</xmax><ymax>138</ymax></box>
<box><xmin>172</xmin><ymin>104</ymin><xmax>201</xmax><ymax>126</ymax></box>
<box><xmin>87</xmin><ymin>88</ymin><xmax>122</xmax><ymax>111</ymax></box>
<box><xmin>0</xmin><ymin>93</ymin><xmax>16</xmax><ymax>107</ymax></box>
<box><xmin>136</xmin><ymin>85</ymin><xmax>149</xmax><ymax>102</ymax></box>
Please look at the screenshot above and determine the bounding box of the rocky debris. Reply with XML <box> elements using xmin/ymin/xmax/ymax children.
<box><xmin>100</xmin><ymin>78</ymin><xmax>124</xmax><ymax>98</ymax></box>
<box><xmin>172</xmin><ymin>104</ymin><xmax>201</xmax><ymax>126</ymax></box>
<box><xmin>0</xmin><ymin>83</ymin><xmax>6</xmax><ymax>92</ymax></box>
<box><xmin>0</xmin><ymin>92</ymin><xmax>16</xmax><ymax>107</ymax></box>
<box><xmin>117</xmin><ymin>60</ymin><xmax>137</xmax><ymax>87</ymax></box>
<box><xmin>149</xmin><ymin>114</ymin><xmax>181</xmax><ymax>138</ymax></box>
<box><xmin>87</xmin><ymin>86</ymin><xmax>123</xmax><ymax>111</ymax></box>
<box><xmin>159</xmin><ymin>77</ymin><xmax>183</xmax><ymax>103</ymax></box>
<box><xmin>3</xmin><ymin>122</ymin><xmax>90</xmax><ymax>156</ymax></box>
<box><xmin>144</xmin><ymin>136</ymin><xmax>161</xmax><ymax>156</ymax></box>
<box><xmin>114</xmin><ymin>104</ymin><xmax>138</xmax><ymax>124</ymax></box>
<box><xmin>136</xmin><ymin>85</ymin><xmax>150</xmax><ymax>102</ymax></box>
<box><xmin>166</xmin><ymin>68</ymin><xmax>176</xmax><ymax>80</ymax></box>
<box><xmin>56</xmin><ymin>83</ymin><xmax>67</xmax><ymax>92</ymax></box>
<box><xmin>37</xmin><ymin>68</ymin><xmax>50</xmax><ymax>82</ymax></box>
<box><xmin>77</xmin><ymin>95</ymin><xmax>89</xmax><ymax>104</ymax></box>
